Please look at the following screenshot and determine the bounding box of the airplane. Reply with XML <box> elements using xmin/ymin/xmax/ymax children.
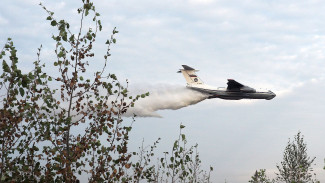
<box><xmin>178</xmin><ymin>65</ymin><xmax>276</xmax><ymax>100</ymax></box>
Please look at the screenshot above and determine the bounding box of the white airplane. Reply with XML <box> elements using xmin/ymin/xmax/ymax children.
<box><xmin>178</xmin><ymin>65</ymin><xmax>276</xmax><ymax>100</ymax></box>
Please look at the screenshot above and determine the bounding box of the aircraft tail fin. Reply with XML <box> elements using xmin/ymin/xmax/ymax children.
<box><xmin>178</xmin><ymin>65</ymin><xmax>204</xmax><ymax>85</ymax></box>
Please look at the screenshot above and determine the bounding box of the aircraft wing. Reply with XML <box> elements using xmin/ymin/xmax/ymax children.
<box><xmin>227</xmin><ymin>79</ymin><xmax>244</xmax><ymax>91</ymax></box>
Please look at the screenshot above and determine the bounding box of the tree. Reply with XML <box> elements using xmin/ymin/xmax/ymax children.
<box><xmin>1</xmin><ymin>0</ymin><xmax>212</xmax><ymax>182</ymax></box>
<box><xmin>275</xmin><ymin>132</ymin><xmax>318</xmax><ymax>183</ymax></box>
<box><xmin>130</xmin><ymin>124</ymin><xmax>213</xmax><ymax>183</ymax></box>
<box><xmin>0</xmin><ymin>38</ymin><xmax>46</xmax><ymax>182</ymax></box>
<box><xmin>1</xmin><ymin>0</ymin><xmax>147</xmax><ymax>182</ymax></box>
<box><xmin>249</xmin><ymin>169</ymin><xmax>272</xmax><ymax>183</ymax></box>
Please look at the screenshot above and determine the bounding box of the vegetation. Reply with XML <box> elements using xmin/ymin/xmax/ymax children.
<box><xmin>131</xmin><ymin>124</ymin><xmax>213</xmax><ymax>183</ymax></box>
<box><xmin>249</xmin><ymin>169</ymin><xmax>272</xmax><ymax>183</ymax></box>
<box><xmin>275</xmin><ymin>132</ymin><xmax>318</xmax><ymax>183</ymax></box>
<box><xmin>249</xmin><ymin>132</ymin><xmax>319</xmax><ymax>183</ymax></box>
<box><xmin>0</xmin><ymin>0</ymin><xmax>211</xmax><ymax>182</ymax></box>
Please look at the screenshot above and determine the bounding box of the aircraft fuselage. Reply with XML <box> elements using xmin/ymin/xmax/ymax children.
<box><xmin>179</xmin><ymin>65</ymin><xmax>276</xmax><ymax>101</ymax></box>
<box><xmin>188</xmin><ymin>85</ymin><xmax>276</xmax><ymax>100</ymax></box>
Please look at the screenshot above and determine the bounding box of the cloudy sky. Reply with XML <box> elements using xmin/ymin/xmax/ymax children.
<box><xmin>1</xmin><ymin>0</ymin><xmax>325</xmax><ymax>182</ymax></box>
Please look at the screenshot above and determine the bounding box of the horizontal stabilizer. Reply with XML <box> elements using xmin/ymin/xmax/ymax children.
<box><xmin>182</xmin><ymin>65</ymin><xmax>195</xmax><ymax>70</ymax></box>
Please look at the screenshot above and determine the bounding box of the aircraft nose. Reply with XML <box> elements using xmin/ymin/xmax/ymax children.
<box><xmin>266</xmin><ymin>91</ymin><xmax>276</xmax><ymax>100</ymax></box>
<box><xmin>270</xmin><ymin>91</ymin><xmax>276</xmax><ymax>99</ymax></box>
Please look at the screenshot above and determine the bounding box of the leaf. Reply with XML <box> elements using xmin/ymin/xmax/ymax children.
<box><xmin>87</xmin><ymin>33</ymin><xmax>92</xmax><ymax>40</ymax></box>
<box><xmin>62</xmin><ymin>33</ymin><xmax>67</xmax><ymax>41</ymax></box>
<box><xmin>58</xmin><ymin>51</ymin><xmax>64</xmax><ymax>58</ymax></box>
<box><xmin>125</xmin><ymin>164</ymin><xmax>131</xmax><ymax>169</ymax></box>
<box><xmin>69</xmin><ymin>34</ymin><xmax>75</xmax><ymax>42</ymax></box>
<box><xmin>98</xmin><ymin>20</ymin><xmax>102</xmax><ymax>31</ymax></box>
<box><xmin>173</xmin><ymin>141</ymin><xmax>178</xmax><ymax>149</ymax></box>
<box><xmin>110</xmin><ymin>74</ymin><xmax>117</xmax><ymax>80</ymax></box>
<box><xmin>19</xmin><ymin>88</ymin><xmax>24</xmax><ymax>97</ymax></box>
<box><xmin>22</xmin><ymin>76</ymin><xmax>28</xmax><ymax>87</ymax></box>
<box><xmin>46</xmin><ymin>16</ymin><xmax>52</xmax><ymax>20</ymax></box>
<box><xmin>51</xmin><ymin>20</ymin><xmax>57</xmax><ymax>26</ymax></box>
<box><xmin>2</xmin><ymin>60</ymin><xmax>10</xmax><ymax>72</ymax></box>
<box><xmin>180</xmin><ymin>124</ymin><xmax>185</xmax><ymax>129</ymax></box>
<box><xmin>0</xmin><ymin>51</ymin><xmax>5</xmax><ymax>59</ymax></box>
<box><xmin>181</xmin><ymin>134</ymin><xmax>186</xmax><ymax>141</ymax></box>
<box><xmin>113</xmin><ymin>29</ymin><xmax>119</xmax><ymax>34</ymax></box>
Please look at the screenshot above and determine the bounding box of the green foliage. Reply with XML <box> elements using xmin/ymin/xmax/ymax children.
<box><xmin>275</xmin><ymin>132</ymin><xmax>318</xmax><ymax>183</ymax></box>
<box><xmin>249</xmin><ymin>169</ymin><xmax>272</xmax><ymax>183</ymax></box>
<box><xmin>0</xmin><ymin>1</ymin><xmax>214</xmax><ymax>183</ymax></box>
<box><xmin>130</xmin><ymin>125</ymin><xmax>213</xmax><ymax>183</ymax></box>
<box><xmin>0</xmin><ymin>0</ymin><xmax>140</xmax><ymax>182</ymax></box>
<box><xmin>250</xmin><ymin>132</ymin><xmax>321</xmax><ymax>183</ymax></box>
<box><xmin>0</xmin><ymin>38</ymin><xmax>46</xmax><ymax>182</ymax></box>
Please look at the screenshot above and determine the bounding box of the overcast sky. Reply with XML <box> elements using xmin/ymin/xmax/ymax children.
<box><xmin>1</xmin><ymin>0</ymin><xmax>325</xmax><ymax>182</ymax></box>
